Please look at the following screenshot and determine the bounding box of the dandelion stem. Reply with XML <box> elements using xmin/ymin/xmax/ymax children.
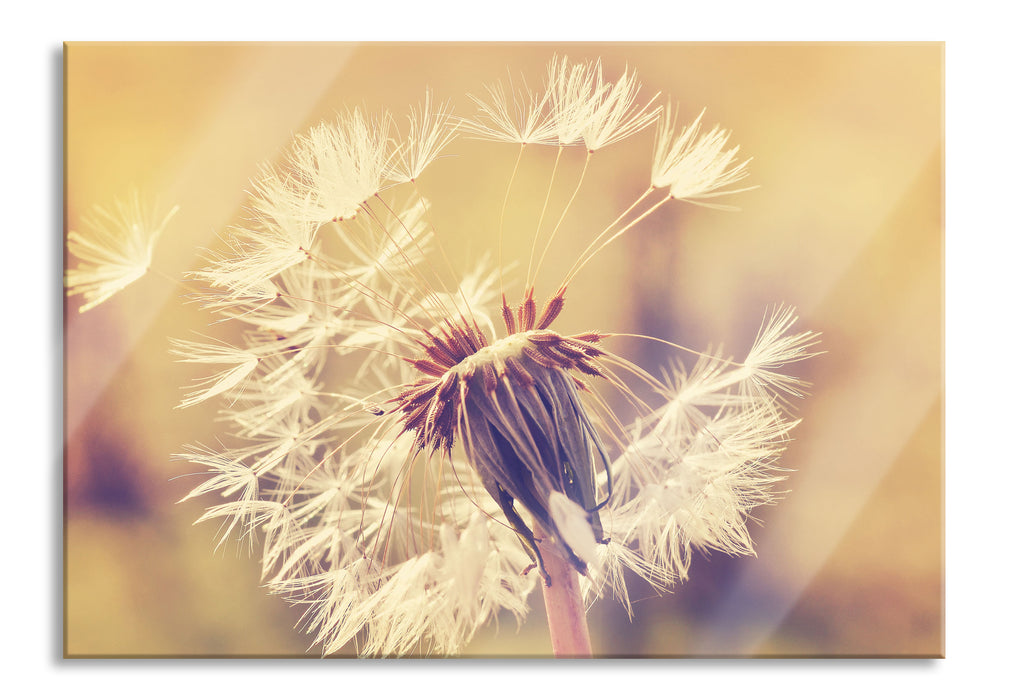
<box><xmin>562</xmin><ymin>194</ymin><xmax>668</xmax><ymax>287</ymax></box>
<box><xmin>525</xmin><ymin>146</ymin><xmax>564</xmax><ymax>289</ymax></box>
<box><xmin>534</xmin><ymin>523</ymin><xmax>592</xmax><ymax>658</ymax></box>
<box><xmin>498</xmin><ymin>144</ymin><xmax>526</xmax><ymax>298</ymax></box>
<box><xmin>531</xmin><ymin>149</ymin><xmax>592</xmax><ymax>288</ymax></box>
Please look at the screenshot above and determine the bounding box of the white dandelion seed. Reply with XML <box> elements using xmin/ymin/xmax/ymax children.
<box><xmin>651</xmin><ymin>103</ymin><xmax>755</xmax><ymax>206</ymax></box>
<box><xmin>547</xmin><ymin>55</ymin><xmax>660</xmax><ymax>152</ymax></box>
<box><xmin>170</xmin><ymin>337</ymin><xmax>260</xmax><ymax>408</ymax></box>
<box><xmin>254</xmin><ymin>108</ymin><xmax>393</xmax><ymax>225</ymax></box>
<box><xmin>66</xmin><ymin>191</ymin><xmax>178</xmax><ymax>312</ymax></box>
<box><xmin>387</xmin><ymin>91</ymin><xmax>459</xmax><ymax>184</ymax></box>
<box><xmin>195</xmin><ymin>211</ymin><xmax>319</xmax><ymax>295</ymax></box>
<box><xmin>547</xmin><ymin>55</ymin><xmax>602</xmax><ymax>147</ymax></box>
<box><xmin>463</xmin><ymin>75</ymin><xmax>557</xmax><ymax>146</ymax></box>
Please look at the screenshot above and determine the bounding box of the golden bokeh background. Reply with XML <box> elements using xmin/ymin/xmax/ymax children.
<box><xmin>64</xmin><ymin>42</ymin><xmax>942</xmax><ymax>657</ymax></box>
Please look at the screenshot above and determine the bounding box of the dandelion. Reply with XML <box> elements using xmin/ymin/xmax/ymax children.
<box><xmin>66</xmin><ymin>191</ymin><xmax>178</xmax><ymax>312</ymax></box>
<box><xmin>69</xmin><ymin>56</ymin><xmax>817</xmax><ymax>657</ymax></box>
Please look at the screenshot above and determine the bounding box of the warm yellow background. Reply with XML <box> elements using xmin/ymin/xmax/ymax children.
<box><xmin>64</xmin><ymin>42</ymin><xmax>942</xmax><ymax>657</ymax></box>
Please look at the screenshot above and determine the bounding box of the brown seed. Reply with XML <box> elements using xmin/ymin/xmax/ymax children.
<box><xmin>504</xmin><ymin>355</ymin><xmax>534</xmax><ymax>386</ymax></box>
<box><xmin>423</xmin><ymin>329</ymin><xmax>461</xmax><ymax>366</ymax></box>
<box><xmin>519</xmin><ymin>288</ymin><xmax>536</xmax><ymax>331</ymax></box>
<box><xmin>501</xmin><ymin>295</ymin><xmax>516</xmax><ymax>335</ymax></box>
<box><xmin>482</xmin><ymin>363</ymin><xmax>498</xmax><ymax>393</ymax></box>
<box><xmin>536</xmin><ymin>287</ymin><xmax>566</xmax><ymax>329</ymax></box>
<box><xmin>410</xmin><ymin>358</ymin><xmax>449</xmax><ymax>377</ymax></box>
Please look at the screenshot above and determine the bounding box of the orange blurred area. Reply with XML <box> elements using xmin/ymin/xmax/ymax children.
<box><xmin>64</xmin><ymin>42</ymin><xmax>942</xmax><ymax>657</ymax></box>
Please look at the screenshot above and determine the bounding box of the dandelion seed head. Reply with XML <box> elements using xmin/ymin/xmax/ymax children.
<box><xmin>66</xmin><ymin>56</ymin><xmax>818</xmax><ymax>656</ymax></box>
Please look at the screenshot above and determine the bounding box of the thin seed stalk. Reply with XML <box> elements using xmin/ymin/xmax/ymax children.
<box><xmin>534</xmin><ymin>523</ymin><xmax>593</xmax><ymax>658</ymax></box>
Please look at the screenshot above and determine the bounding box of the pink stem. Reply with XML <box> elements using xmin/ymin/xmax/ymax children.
<box><xmin>534</xmin><ymin>523</ymin><xmax>593</xmax><ymax>658</ymax></box>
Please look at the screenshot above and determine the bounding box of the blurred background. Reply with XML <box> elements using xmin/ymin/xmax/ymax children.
<box><xmin>64</xmin><ymin>42</ymin><xmax>942</xmax><ymax>657</ymax></box>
